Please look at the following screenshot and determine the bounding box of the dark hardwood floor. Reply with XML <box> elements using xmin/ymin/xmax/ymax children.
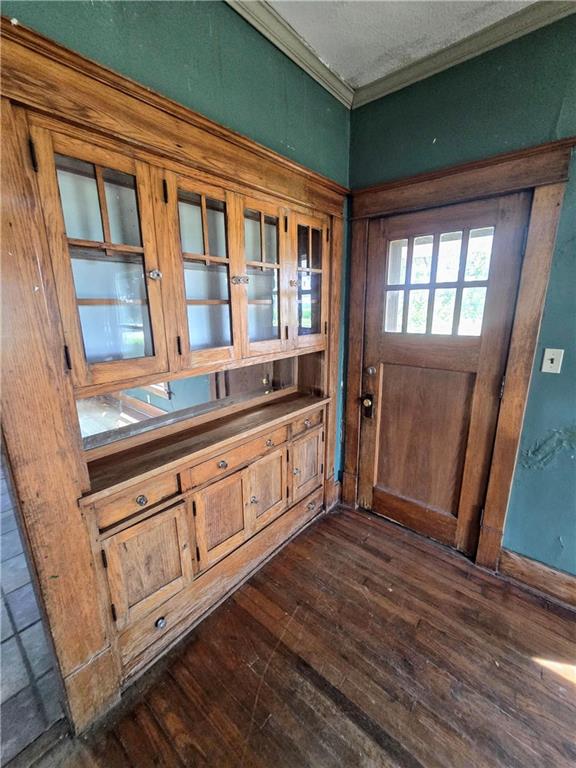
<box><xmin>53</xmin><ymin>510</ymin><xmax>575</xmax><ymax>768</ymax></box>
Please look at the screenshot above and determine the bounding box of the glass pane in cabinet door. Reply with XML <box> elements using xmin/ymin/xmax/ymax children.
<box><xmin>264</xmin><ymin>216</ymin><xmax>279</xmax><ymax>264</ymax></box>
<box><xmin>244</xmin><ymin>210</ymin><xmax>261</xmax><ymax>262</ymax></box>
<box><xmin>187</xmin><ymin>305</ymin><xmax>232</xmax><ymax>350</ymax></box>
<box><xmin>206</xmin><ymin>199</ymin><xmax>227</xmax><ymax>257</ymax></box>
<box><xmin>247</xmin><ymin>267</ymin><xmax>280</xmax><ymax>342</ymax></box>
<box><xmin>103</xmin><ymin>169</ymin><xmax>142</xmax><ymax>246</ymax></box>
<box><xmin>184</xmin><ymin>262</ymin><xmax>229</xmax><ymax>301</ymax></box>
<box><xmin>70</xmin><ymin>247</ymin><xmax>153</xmax><ymax>362</ymax></box>
<box><xmin>178</xmin><ymin>192</ymin><xmax>204</xmax><ymax>255</ymax></box>
<box><xmin>297</xmin><ymin>225</ymin><xmax>309</xmax><ymax>268</ymax></box>
<box><xmin>298</xmin><ymin>272</ymin><xmax>321</xmax><ymax>335</ymax></box>
<box><xmin>310</xmin><ymin>228</ymin><xmax>322</xmax><ymax>269</ymax></box>
<box><xmin>55</xmin><ymin>155</ymin><xmax>104</xmax><ymax>241</ymax></box>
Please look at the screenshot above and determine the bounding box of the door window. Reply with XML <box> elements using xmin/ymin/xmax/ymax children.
<box><xmin>383</xmin><ymin>227</ymin><xmax>494</xmax><ymax>336</ymax></box>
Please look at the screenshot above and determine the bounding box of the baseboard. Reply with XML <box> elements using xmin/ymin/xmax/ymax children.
<box><xmin>324</xmin><ymin>476</ymin><xmax>341</xmax><ymax>512</ymax></box>
<box><xmin>499</xmin><ymin>549</ymin><xmax>576</xmax><ymax>609</ymax></box>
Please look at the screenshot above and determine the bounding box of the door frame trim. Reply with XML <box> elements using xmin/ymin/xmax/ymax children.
<box><xmin>343</xmin><ymin>141</ymin><xmax>573</xmax><ymax>570</ymax></box>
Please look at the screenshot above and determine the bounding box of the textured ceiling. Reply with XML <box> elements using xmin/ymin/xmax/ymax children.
<box><xmin>270</xmin><ymin>1</ymin><xmax>536</xmax><ymax>88</ymax></box>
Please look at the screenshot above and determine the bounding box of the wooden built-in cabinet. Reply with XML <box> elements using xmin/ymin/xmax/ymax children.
<box><xmin>2</xmin><ymin>19</ymin><xmax>345</xmax><ymax>732</ymax></box>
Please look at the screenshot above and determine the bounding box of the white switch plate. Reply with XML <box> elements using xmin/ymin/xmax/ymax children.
<box><xmin>541</xmin><ymin>348</ymin><xmax>564</xmax><ymax>374</ymax></box>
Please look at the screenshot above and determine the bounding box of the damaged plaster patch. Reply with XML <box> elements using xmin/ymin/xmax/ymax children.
<box><xmin>519</xmin><ymin>424</ymin><xmax>576</xmax><ymax>470</ymax></box>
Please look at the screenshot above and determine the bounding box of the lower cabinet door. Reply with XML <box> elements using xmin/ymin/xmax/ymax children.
<box><xmin>245</xmin><ymin>448</ymin><xmax>288</xmax><ymax>535</ymax></box>
<box><xmin>291</xmin><ymin>428</ymin><xmax>324</xmax><ymax>502</ymax></box>
<box><xmin>103</xmin><ymin>501</ymin><xmax>194</xmax><ymax>631</ymax></box>
<box><xmin>193</xmin><ymin>471</ymin><xmax>247</xmax><ymax>570</ymax></box>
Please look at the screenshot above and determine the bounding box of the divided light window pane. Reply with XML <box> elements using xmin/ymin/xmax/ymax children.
<box><xmin>178</xmin><ymin>192</ymin><xmax>204</xmax><ymax>254</ymax></box>
<box><xmin>247</xmin><ymin>266</ymin><xmax>280</xmax><ymax>342</ymax></box>
<box><xmin>103</xmin><ymin>169</ymin><xmax>142</xmax><ymax>246</ymax></box>
<box><xmin>244</xmin><ymin>210</ymin><xmax>261</xmax><ymax>261</ymax></box>
<box><xmin>206</xmin><ymin>199</ymin><xmax>227</xmax><ymax>257</ymax></box>
<box><xmin>458</xmin><ymin>287</ymin><xmax>487</xmax><ymax>336</ymax></box>
<box><xmin>298</xmin><ymin>272</ymin><xmax>321</xmax><ymax>335</ymax></box>
<box><xmin>465</xmin><ymin>227</ymin><xmax>494</xmax><ymax>281</ymax></box>
<box><xmin>184</xmin><ymin>262</ymin><xmax>229</xmax><ymax>301</ymax></box>
<box><xmin>431</xmin><ymin>288</ymin><xmax>456</xmax><ymax>335</ymax></box>
<box><xmin>298</xmin><ymin>225</ymin><xmax>309</xmax><ymax>268</ymax></box>
<box><xmin>387</xmin><ymin>239</ymin><xmax>407</xmax><ymax>285</ymax></box>
<box><xmin>436</xmin><ymin>231</ymin><xmax>462</xmax><ymax>282</ymax></box>
<box><xmin>384</xmin><ymin>290</ymin><xmax>404</xmax><ymax>332</ymax></box>
<box><xmin>311</xmin><ymin>228</ymin><xmax>322</xmax><ymax>269</ymax></box>
<box><xmin>264</xmin><ymin>216</ymin><xmax>279</xmax><ymax>264</ymax></box>
<box><xmin>406</xmin><ymin>289</ymin><xmax>428</xmax><ymax>333</ymax></box>
<box><xmin>70</xmin><ymin>247</ymin><xmax>153</xmax><ymax>362</ymax></box>
<box><xmin>411</xmin><ymin>235</ymin><xmax>433</xmax><ymax>284</ymax></box>
<box><xmin>55</xmin><ymin>154</ymin><xmax>103</xmax><ymax>241</ymax></box>
<box><xmin>187</xmin><ymin>305</ymin><xmax>232</xmax><ymax>350</ymax></box>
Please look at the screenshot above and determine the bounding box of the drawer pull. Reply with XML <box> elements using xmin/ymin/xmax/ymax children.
<box><xmin>155</xmin><ymin>616</ymin><xmax>167</xmax><ymax>630</ymax></box>
<box><xmin>136</xmin><ymin>494</ymin><xmax>148</xmax><ymax>507</ymax></box>
<box><xmin>217</xmin><ymin>460</ymin><xmax>228</xmax><ymax>469</ymax></box>
<box><xmin>307</xmin><ymin>501</ymin><xmax>316</xmax><ymax>511</ymax></box>
<box><xmin>265</xmin><ymin>439</ymin><xmax>274</xmax><ymax>447</ymax></box>
<box><xmin>293</xmin><ymin>468</ymin><xmax>300</xmax><ymax>475</ymax></box>
<box><xmin>250</xmin><ymin>495</ymin><xmax>258</xmax><ymax>504</ymax></box>
<box><xmin>304</xmin><ymin>419</ymin><xmax>312</xmax><ymax>429</ymax></box>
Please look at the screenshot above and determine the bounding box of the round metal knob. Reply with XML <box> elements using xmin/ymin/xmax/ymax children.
<box><xmin>366</xmin><ymin>366</ymin><xmax>377</xmax><ymax>376</ymax></box>
<box><xmin>304</xmin><ymin>419</ymin><xmax>312</xmax><ymax>429</ymax></box>
<box><xmin>136</xmin><ymin>494</ymin><xmax>148</xmax><ymax>507</ymax></box>
<box><xmin>217</xmin><ymin>460</ymin><xmax>228</xmax><ymax>469</ymax></box>
<box><xmin>293</xmin><ymin>468</ymin><xmax>300</xmax><ymax>475</ymax></box>
<box><xmin>147</xmin><ymin>269</ymin><xmax>163</xmax><ymax>280</ymax></box>
<box><xmin>250</xmin><ymin>496</ymin><xmax>258</xmax><ymax>504</ymax></box>
<box><xmin>266</xmin><ymin>439</ymin><xmax>274</xmax><ymax>447</ymax></box>
<box><xmin>307</xmin><ymin>501</ymin><xmax>316</xmax><ymax>511</ymax></box>
<box><xmin>289</xmin><ymin>279</ymin><xmax>298</xmax><ymax>287</ymax></box>
<box><xmin>155</xmin><ymin>616</ymin><xmax>167</xmax><ymax>630</ymax></box>
<box><xmin>362</xmin><ymin>398</ymin><xmax>372</xmax><ymax>408</ymax></box>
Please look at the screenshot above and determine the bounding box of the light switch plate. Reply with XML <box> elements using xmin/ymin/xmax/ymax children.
<box><xmin>541</xmin><ymin>348</ymin><xmax>564</xmax><ymax>374</ymax></box>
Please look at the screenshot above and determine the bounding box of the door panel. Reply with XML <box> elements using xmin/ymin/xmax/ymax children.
<box><xmin>245</xmin><ymin>449</ymin><xmax>288</xmax><ymax>534</ymax></box>
<box><xmin>193</xmin><ymin>471</ymin><xmax>246</xmax><ymax>569</ymax></box>
<box><xmin>291</xmin><ymin>428</ymin><xmax>324</xmax><ymax>502</ymax></box>
<box><xmin>358</xmin><ymin>193</ymin><xmax>531</xmax><ymax>554</ymax></box>
<box><xmin>103</xmin><ymin>502</ymin><xmax>194</xmax><ymax>631</ymax></box>
<box><xmin>33</xmin><ymin>128</ymin><xmax>170</xmax><ymax>387</ymax></box>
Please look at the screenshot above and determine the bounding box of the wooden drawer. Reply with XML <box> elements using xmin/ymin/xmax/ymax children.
<box><xmin>291</xmin><ymin>409</ymin><xmax>323</xmax><ymax>438</ymax></box>
<box><xmin>94</xmin><ymin>473</ymin><xmax>180</xmax><ymax>530</ymax></box>
<box><xmin>187</xmin><ymin>426</ymin><xmax>287</xmax><ymax>489</ymax></box>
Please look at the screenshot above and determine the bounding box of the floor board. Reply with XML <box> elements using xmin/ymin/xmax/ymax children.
<box><xmin>51</xmin><ymin>510</ymin><xmax>576</xmax><ymax>768</ymax></box>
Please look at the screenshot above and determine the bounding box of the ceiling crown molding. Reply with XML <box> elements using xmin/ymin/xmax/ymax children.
<box><xmin>226</xmin><ymin>0</ymin><xmax>576</xmax><ymax>111</ymax></box>
<box><xmin>225</xmin><ymin>0</ymin><xmax>354</xmax><ymax>107</ymax></box>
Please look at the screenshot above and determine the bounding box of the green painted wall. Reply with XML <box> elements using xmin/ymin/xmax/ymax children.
<box><xmin>351</xmin><ymin>16</ymin><xmax>576</xmax><ymax>575</ymax></box>
<box><xmin>2</xmin><ymin>0</ymin><xmax>349</xmax><ymax>186</ymax></box>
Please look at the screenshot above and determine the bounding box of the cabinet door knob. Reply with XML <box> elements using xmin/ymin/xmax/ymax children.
<box><xmin>265</xmin><ymin>439</ymin><xmax>274</xmax><ymax>447</ymax></box>
<box><xmin>293</xmin><ymin>468</ymin><xmax>300</xmax><ymax>475</ymax></box>
<box><xmin>304</xmin><ymin>419</ymin><xmax>312</xmax><ymax>428</ymax></box>
<box><xmin>231</xmin><ymin>275</ymin><xmax>250</xmax><ymax>285</ymax></box>
<box><xmin>147</xmin><ymin>269</ymin><xmax>163</xmax><ymax>280</ymax></box>
<box><xmin>155</xmin><ymin>616</ymin><xmax>167</xmax><ymax>630</ymax></box>
<box><xmin>307</xmin><ymin>501</ymin><xmax>316</xmax><ymax>511</ymax></box>
<box><xmin>250</xmin><ymin>495</ymin><xmax>258</xmax><ymax>504</ymax></box>
<box><xmin>136</xmin><ymin>494</ymin><xmax>148</xmax><ymax>507</ymax></box>
<box><xmin>289</xmin><ymin>279</ymin><xmax>298</xmax><ymax>287</ymax></box>
<box><xmin>217</xmin><ymin>460</ymin><xmax>228</xmax><ymax>469</ymax></box>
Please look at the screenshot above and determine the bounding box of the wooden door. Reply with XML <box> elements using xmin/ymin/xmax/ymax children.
<box><xmin>358</xmin><ymin>194</ymin><xmax>531</xmax><ymax>554</ymax></box>
<box><xmin>290</xmin><ymin>212</ymin><xmax>329</xmax><ymax>350</ymax></box>
<box><xmin>103</xmin><ymin>501</ymin><xmax>194</xmax><ymax>631</ymax></box>
<box><xmin>193</xmin><ymin>471</ymin><xmax>247</xmax><ymax>569</ymax></box>
<box><xmin>32</xmin><ymin>128</ymin><xmax>170</xmax><ymax>388</ymax></box>
<box><xmin>245</xmin><ymin>448</ymin><xmax>288</xmax><ymax>534</ymax></box>
<box><xmin>154</xmin><ymin>168</ymin><xmax>243</xmax><ymax>371</ymax></box>
<box><xmin>241</xmin><ymin>196</ymin><xmax>289</xmax><ymax>357</ymax></box>
<box><xmin>291</xmin><ymin>428</ymin><xmax>324</xmax><ymax>502</ymax></box>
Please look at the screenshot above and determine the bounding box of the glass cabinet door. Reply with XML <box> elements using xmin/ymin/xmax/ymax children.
<box><xmin>33</xmin><ymin>128</ymin><xmax>169</xmax><ymax>387</ymax></box>
<box><xmin>242</xmin><ymin>198</ymin><xmax>288</xmax><ymax>356</ymax></box>
<box><xmin>169</xmin><ymin>175</ymin><xmax>241</xmax><ymax>368</ymax></box>
<box><xmin>292</xmin><ymin>212</ymin><xmax>329</xmax><ymax>349</ymax></box>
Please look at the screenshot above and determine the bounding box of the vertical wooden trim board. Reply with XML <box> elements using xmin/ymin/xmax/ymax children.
<box><xmin>476</xmin><ymin>182</ymin><xmax>567</xmax><ymax>569</ymax></box>
<box><xmin>1</xmin><ymin>100</ymin><xmax>121</xmax><ymax>730</ymax></box>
